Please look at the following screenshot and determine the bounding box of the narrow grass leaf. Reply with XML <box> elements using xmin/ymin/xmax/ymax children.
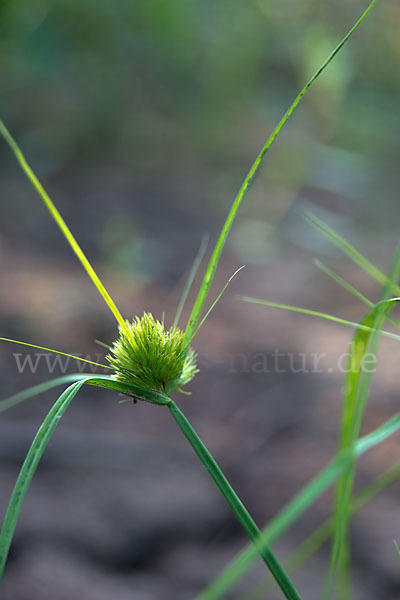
<box><xmin>0</xmin><ymin>380</ymin><xmax>86</xmax><ymax>580</ymax></box>
<box><xmin>307</xmin><ymin>213</ymin><xmax>400</xmax><ymax>296</ymax></box>
<box><xmin>394</xmin><ymin>541</ymin><xmax>400</xmax><ymax>561</ymax></box>
<box><xmin>0</xmin><ymin>121</ymin><xmax>127</xmax><ymax>332</ymax></box>
<box><xmin>173</xmin><ymin>234</ymin><xmax>209</xmax><ymax>330</ymax></box>
<box><xmin>84</xmin><ymin>374</ymin><xmax>171</xmax><ymax>405</ymax></box>
<box><xmin>196</xmin><ymin>412</ymin><xmax>400</xmax><ymax>600</ymax></box>
<box><xmin>0</xmin><ymin>337</ymin><xmax>113</xmax><ymax>370</ymax></box>
<box><xmin>2</xmin><ymin>375</ymin><xmax>300</xmax><ymax>598</ymax></box>
<box><xmin>188</xmin><ymin>266</ymin><xmax>245</xmax><ymax>344</ymax></box>
<box><xmin>314</xmin><ymin>260</ymin><xmax>374</xmax><ymax>308</ymax></box>
<box><xmin>0</xmin><ymin>373</ymin><xmax>171</xmax><ymax>412</ymax></box>
<box><xmin>183</xmin><ymin>0</ymin><xmax>379</xmax><ymax>345</ymax></box>
<box><xmin>239</xmin><ymin>298</ymin><xmax>400</xmax><ymax>344</ymax></box>
<box><xmin>243</xmin><ymin>460</ymin><xmax>400</xmax><ymax>600</ymax></box>
<box><xmin>325</xmin><ymin>245</ymin><xmax>400</xmax><ymax>599</ymax></box>
<box><xmin>0</xmin><ymin>374</ymin><xmax>176</xmax><ymax>578</ymax></box>
<box><xmin>314</xmin><ymin>261</ymin><xmax>400</xmax><ymax>329</ymax></box>
<box><xmin>0</xmin><ymin>374</ymin><xmax>93</xmax><ymax>412</ymax></box>
<box><xmin>94</xmin><ymin>339</ymin><xmax>112</xmax><ymax>350</ymax></box>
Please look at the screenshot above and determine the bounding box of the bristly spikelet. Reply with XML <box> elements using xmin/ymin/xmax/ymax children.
<box><xmin>106</xmin><ymin>313</ymin><xmax>198</xmax><ymax>393</ymax></box>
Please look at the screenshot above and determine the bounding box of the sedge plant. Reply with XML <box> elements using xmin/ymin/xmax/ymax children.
<box><xmin>0</xmin><ymin>1</ymin><xmax>390</xmax><ymax>598</ymax></box>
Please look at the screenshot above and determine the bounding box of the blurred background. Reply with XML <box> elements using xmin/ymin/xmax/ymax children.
<box><xmin>1</xmin><ymin>1</ymin><xmax>400</xmax><ymax>598</ymax></box>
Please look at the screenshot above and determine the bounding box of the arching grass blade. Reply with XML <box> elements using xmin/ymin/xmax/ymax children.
<box><xmin>0</xmin><ymin>380</ymin><xmax>86</xmax><ymax>580</ymax></box>
<box><xmin>0</xmin><ymin>373</ymin><xmax>171</xmax><ymax>413</ymax></box>
<box><xmin>0</xmin><ymin>374</ymin><xmax>93</xmax><ymax>412</ymax></box>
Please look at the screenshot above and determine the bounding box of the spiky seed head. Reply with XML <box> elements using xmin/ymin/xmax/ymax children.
<box><xmin>106</xmin><ymin>313</ymin><xmax>198</xmax><ymax>393</ymax></box>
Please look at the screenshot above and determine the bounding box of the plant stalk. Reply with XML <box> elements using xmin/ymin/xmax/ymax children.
<box><xmin>168</xmin><ymin>400</ymin><xmax>302</xmax><ymax>600</ymax></box>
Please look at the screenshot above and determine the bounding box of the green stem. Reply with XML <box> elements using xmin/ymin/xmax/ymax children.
<box><xmin>167</xmin><ymin>400</ymin><xmax>302</xmax><ymax>600</ymax></box>
<box><xmin>0</xmin><ymin>380</ymin><xmax>86</xmax><ymax>580</ymax></box>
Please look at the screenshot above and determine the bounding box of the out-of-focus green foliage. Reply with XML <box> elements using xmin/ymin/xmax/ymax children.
<box><xmin>2</xmin><ymin>1</ymin><xmax>399</xmax><ymax>167</ymax></box>
<box><xmin>1</xmin><ymin>1</ymin><xmax>399</xmax><ymax>272</ymax></box>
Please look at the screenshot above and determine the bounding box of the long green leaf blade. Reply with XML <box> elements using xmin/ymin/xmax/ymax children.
<box><xmin>326</xmin><ymin>246</ymin><xmax>400</xmax><ymax>599</ymax></box>
<box><xmin>0</xmin><ymin>337</ymin><xmax>113</xmax><ymax>370</ymax></box>
<box><xmin>0</xmin><ymin>121</ymin><xmax>127</xmax><ymax>331</ymax></box>
<box><xmin>240</xmin><ymin>297</ymin><xmax>400</xmax><ymax>343</ymax></box>
<box><xmin>0</xmin><ymin>374</ymin><xmax>92</xmax><ymax>412</ymax></box>
<box><xmin>243</xmin><ymin>460</ymin><xmax>400</xmax><ymax>600</ymax></box>
<box><xmin>197</xmin><ymin>412</ymin><xmax>400</xmax><ymax>600</ymax></box>
<box><xmin>0</xmin><ymin>380</ymin><xmax>86</xmax><ymax>580</ymax></box>
<box><xmin>0</xmin><ymin>373</ymin><xmax>171</xmax><ymax>413</ymax></box>
<box><xmin>0</xmin><ymin>373</ymin><xmax>175</xmax><ymax>577</ymax></box>
<box><xmin>184</xmin><ymin>0</ymin><xmax>379</xmax><ymax>344</ymax></box>
<box><xmin>307</xmin><ymin>213</ymin><xmax>400</xmax><ymax>295</ymax></box>
<box><xmin>314</xmin><ymin>261</ymin><xmax>400</xmax><ymax>330</ymax></box>
<box><xmin>314</xmin><ymin>260</ymin><xmax>374</xmax><ymax>309</ymax></box>
<box><xmin>85</xmin><ymin>375</ymin><xmax>171</xmax><ymax>405</ymax></box>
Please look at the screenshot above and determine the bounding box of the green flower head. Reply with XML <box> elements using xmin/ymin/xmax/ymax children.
<box><xmin>106</xmin><ymin>313</ymin><xmax>198</xmax><ymax>393</ymax></box>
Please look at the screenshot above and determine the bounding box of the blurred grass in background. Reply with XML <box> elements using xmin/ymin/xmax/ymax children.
<box><xmin>1</xmin><ymin>0</ymin><xmax>400</xmax><ymax>278</ymax></box>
